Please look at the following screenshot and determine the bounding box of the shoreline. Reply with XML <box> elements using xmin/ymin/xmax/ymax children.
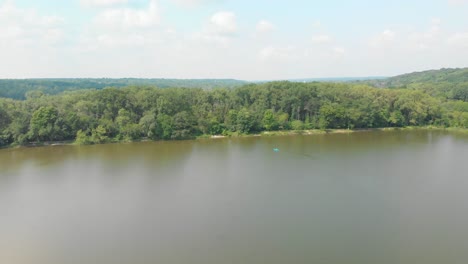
<box><xmin>2</xmin><ymin>126</ymin><xmax>467</xmax><ymax>150</ymax></box>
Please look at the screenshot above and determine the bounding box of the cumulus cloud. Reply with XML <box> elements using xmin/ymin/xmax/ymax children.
<box><xmin>93</xmin><ymin>0</ymin><xmax>159</xmax><ymax>30</ymax></box>
<box><xmin>80</xmin><ymin>0</ymin><xmax>128</xmax><ymax>8</ymax></box>
<box><xmin>196</xmin><ymin>11</ymin><xmax>237</xmax><ymax>44</ymax></box>
<box><xmin>0</xmin><ymin>1</ymin><xmax>68</xmax><ymax>77</ymax></box>
<box><xmin>76</xmin><ymin>0</ymin><xmax>166</xmax><ymax>53</ymax></box>
<box><xmin>2</xmin><ymin>1</ymin><xmax>468</xmax><ymax>81</ymax></box>
<box><xmin>370</xmin><ymin>29</ymin><xmax>396</xmax><ymax>46</ymax></box>
<box><xmin>0</xmin><ymin>0</ymin><xmax>65</xmax><ymax>45</ymax></box>
<box><xmin>256</xmin><ymin>20</ymin><xmax>274</xmax><ymax>34</ymax></box>
<box><xmin>171</xmin><ymin>0</ymin><xmax>220</xmax><ymax>8</ymax></box>
<box><xmin>208</xmin><ymin>11</ymin><xmax>237</xmax><ymax>35</ymax></box>
<box><xmin>408</xmin><ymin>23</ymin><xmax>441</xmax><ymax>50</ymax></box>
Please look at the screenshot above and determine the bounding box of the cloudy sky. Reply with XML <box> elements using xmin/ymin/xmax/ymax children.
<box><xmin>1</xmin><ymin>0</ymin><xmax>467</xmax><ymax>80</ymax></box>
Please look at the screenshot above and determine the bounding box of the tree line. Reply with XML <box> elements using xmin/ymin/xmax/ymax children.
<box><xmin>0</xmin><ymin>81</ymin><xmax>467</xmax><ymax>147</ymax></box>
<box><xmin>0</xmin><ymin>78</ymin><xmax>246</xmax><ymax>100</ymax></box>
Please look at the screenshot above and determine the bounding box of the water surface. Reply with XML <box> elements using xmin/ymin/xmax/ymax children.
<box><xmin>1</xmin><ymin>130</ymin><xmax>468</xmax><ymax>264</ymax></box>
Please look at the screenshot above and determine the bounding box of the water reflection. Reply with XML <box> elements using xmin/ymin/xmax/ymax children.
<box><xmin>0</xmin><ymin>130</ymin><xmax>468</xmax><ymax>264</ymax></box>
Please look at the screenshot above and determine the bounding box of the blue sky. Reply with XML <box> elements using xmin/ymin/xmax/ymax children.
<box><xmin>1</xmin><ymin>0</ymin><xmax>467</xmax><ymax>80</ymax></box>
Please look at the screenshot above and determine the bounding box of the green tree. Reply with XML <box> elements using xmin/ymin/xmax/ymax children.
<box><xmin>277</xmin><ymin>112</ymin><xmax>289</xmax><ymax>130</ymax></box>
<box><xmin>262</xmin><ymin>109</ymin><xmax>278</xmax><ymax>131</ymax></box>
<box><xmin>75</xmin><ymin>129</ymin><xmax>93</xmax><ymax>145</ymax></box>
<box><xmin>319</xmin><ymin>102</ymin><xmax>346</xmax><ymax>129</ymax></box>
<box><xmin>29</xmin><ymin>106</ymin><xmax>60</xmax><ymax>141</ymax></box>
<box><xmin>236</xmin><ymin>108</ymin><xmax>254</xmax><ymax>133</ymax></box>
<box><xmin>172</xmin><ymin>111</ymin><xmax>195</xmax><ymax>139</ymax></box>
<box><xmin>91</xmin><ymin>125</ymin><xmax>109</xmax><ymax>143</ymax></box>
<box><xmin>155</xmin><ymin>114</ymin><xmax>173</xmax><ymax>140</ymax></box>
<box><xmin>139</xmin><ymin>112</ymin><xmax>158</xmax><ymax>139</ymax></box>
<box><xmin>225</xmin><ymin>110</ymin><xmax>238</xmax><ymax>132</ymax></box>
<box><xmin>290</xmin><ymin>120</ymin><xmax>304</xmax><ymax>130</ymax></box>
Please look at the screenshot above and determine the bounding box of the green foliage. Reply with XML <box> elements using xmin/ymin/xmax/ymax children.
<box><xmin>171</xmin><ymin>111</ymin><xmax>195</xmax><ymax>139</ymax></box>
<box><xmin>362</xmin><ymin>68</ymin><xmax>468</xmax><ymax>102</ymax></box>
<box><xmin>91</xmin><ymin>125</ymin><xmax>109</xmax><ymax>143</ymax></box>
<box><xmin>236</xmin><ymin>108</ymin><xmax>254</xmax><ymax>133</ymax></box>
<box><xmin>364</xmin><ymin>68</ymin><xmax>468</xmax><ymax>88</ymax></box>
<box><xmin>29</xmin><ymin>106</ymin><xmax>61</xmax><ymax>142</ymax></box>
<box><xmin>0</xmin><ymin>78</ymin><xmax>466</xmax><ymax>147</ymax></box>
<box><xmin>319</xmin><ymin>102</ymin><xmax>346</xmax><ymax>129</ymax></box>
<box><xmin>75</xmin><ymin>129</ymin><xmax>93</xmax><ymax>145</ymax></box>
<box><xmin>156</xmin><ymin>114</ymin><xmax>173</xmax><ymax>140</ymax></box>
<box><xmin>225</xmin><ymin>110</ymin><xmax>238</xmax><ymax>132</ymax></box>
<box><xmin>262</xmin><ymin>109</ymin><xmax>278</xmax><ymax>131</ymax></box>
<box><xmin>75</xmin><ymin>126</ymin><xmax>109</xmax><ymax>145</ymax></box>
<box><xmin>0</xmin><ymin>79</ymin><xmax>248</xmax><ymax>100</ymax></box>
<box><xmin>208</xmin><ymin>118</ymin><xmax>224</xmax><ymax>135</ymax></box>
<box><xmin>139</xmin><ymin>112</ymin><xmax>158</xmax><ymax>138</ymax></box>
<box><xmin>277</xmin><ymin>112</ymin><xmax>290</xmax><ymax>130</ymax></box>
<box><xmin>290</xmin><ymin>120</ymin><xmax>304</xmax><ymax>130</ymax></box>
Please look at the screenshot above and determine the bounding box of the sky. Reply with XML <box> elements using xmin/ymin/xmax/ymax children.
<box><xmin>0</xmin><ymin>0</ymin><xmax>467</xmax><ymax>80</ymax></box>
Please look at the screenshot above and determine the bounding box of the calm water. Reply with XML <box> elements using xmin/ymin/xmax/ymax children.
<box><xmin>1</xmin><ymin>130</ymin><xmax>468</xmax><ymax>264</ymax></box>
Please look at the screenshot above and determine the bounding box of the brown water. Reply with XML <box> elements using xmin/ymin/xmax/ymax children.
<box><xmin>1</xmin><ymin>130</ymin><xmax>468</xmax><ymax>264</ymax></box>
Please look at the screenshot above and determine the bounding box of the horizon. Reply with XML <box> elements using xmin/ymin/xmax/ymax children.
<box><xmin>1</xmin><ymin>0</ymin><xmax>467</xmax><ymax>80</ymax></box>
<box><xmin>0</xmin><ymin>75</ymin><xmax>389</xmax><ymax>81</ymax></box>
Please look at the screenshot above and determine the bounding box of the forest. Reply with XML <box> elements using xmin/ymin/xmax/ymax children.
<box><xmin>0</xmin><ymin>78</ymin><xmax>246</xmax><ymax>100</ymax></box>
<box><xmin>0</xmin><ymin>79</ymin><xmax>467</xmax><ymax>147</ymax></box>
<box><xmin>361</xmin><ymin>68</ymin><xmax>468</xmax><ymax>102</ymax></box>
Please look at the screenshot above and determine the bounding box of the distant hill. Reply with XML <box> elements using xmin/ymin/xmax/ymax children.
<box><xmin>1</xmin><ymin>68</ymin><xmax>467</xmax><ymax>101</ymax></box>
<box><xmin>0</xmin><ymin>78</ymin><xmax>248</xmax><ymax>100</ymax></box>
<box><xmin>291</xmin><ymin>77</ymin><xmax>387</xmax><ymax>83</ymax></box>
<box><xmin>356</xmin><ymin>68</ymin><xmax>468</xmax><ymax>102</ymax></box>
<box><xmin>253</xmin><ymin>76</ymin><xmax>386</xmax><ymax>83</ymax></box>
<box><xmin>362</xmin><ymin>68</ymin><xmax>468</xmax><ymax>88</ymax></box>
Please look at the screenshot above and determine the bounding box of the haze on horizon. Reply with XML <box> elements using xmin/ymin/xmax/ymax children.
<box><xmin>1</xmin><ymin>0</ymin><xmax>467</xmax><ymax>80</ymax></box>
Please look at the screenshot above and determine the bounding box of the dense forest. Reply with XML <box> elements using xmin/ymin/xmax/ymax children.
<box><xmin>0</xmin><ymin>78</ymin><xmax>247</xmax><ymax>100</ymax></box>
<box><xmin>0</xmin><ymin>79</ymin><xmax>467</xmax><ymax>147</ymax></box>
<box><xmin>361</xmin><ymin>68</ymin><xmax>468</xmax><ymax>102</ymax></box>
<box><xmin>364</xmin><ymin>68</ymin><xmax>468</xmax><ymax>87</ymax></box>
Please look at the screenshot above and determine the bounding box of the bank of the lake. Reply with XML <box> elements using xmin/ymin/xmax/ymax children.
<box><xmin>204</xmin><ymin>126</ymin><xmax>468</xmax><ymax>140</ymax></box>
<box><xmin>2</xmin><ymin>126</ymin><xmax>467</xmax><ymax>150</ymax></box>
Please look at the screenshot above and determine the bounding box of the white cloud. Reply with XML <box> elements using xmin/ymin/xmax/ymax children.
<box><xmin>171</xmin><ymin>0</ymin><xmax>219</xmax><ymax>8</ymax></box>
<box><xmin>256</xmin><ymin>20</ymin><xmax>274</xmax><ymax>34</ymax></box>
<box><xmin>0</xmin><ymin>0</ymin><xmax>65</xmax><ymax>45</ymax></box>
<box><xmin>208</xmin><ymin>11</ymin><xmax>237</xmax><ymax>35</ymax></box>
<box><xmin>80</xmin><ymin>0</ymin><xmax>128</xmax><ymax>8</ymax></box>
<box><xmin>357</xmin><ymin>20</ymin><xmax>468</xmax><ymax>76</ymax></box>
<box><xmin>93</xmin><ymin>0</ymin><xmax>159</xmax><ymax>30</ymax></box>
<box><xmin>195</xmin><ymin>11</ymin><xmax>237</xmax><ymax>44</ymax></box>
<box><xmin>2</xmin><ymin>1</ymin><xmax>468</xmax><ymax>81</ymax></box>
<box><xmin>78</xmin><ymin>0</ymin><xmax>163</xmax><ymax>52</ymax></box>
<box><xmin>370</xmin><ymin>29</ymin><xmax>396</xmax><ymax>46</ymax></box>
<box><xmin>407</xmin><ymin>22</ymin><xmax>441</xmax><ymax>50</ymax></box>
<box><xmin>311</xmin><ymin>34</ymin><xmax>332</xmax><ymax>44</ymax></box>
<box><xmin>0</xmin><ymin>1</ymin><xmax>68</xmax><ymax>77</ymax></box>
<box><xmin>380</xmin><ymin>30</ymin><xmax>396</xmax><ymax>41</ymax></box>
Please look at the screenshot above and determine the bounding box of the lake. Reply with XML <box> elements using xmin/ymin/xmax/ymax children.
<box><xmin>1</xmin><ymin>130</ymin><xmax>468</xmax><ymax>264</ymax></box>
